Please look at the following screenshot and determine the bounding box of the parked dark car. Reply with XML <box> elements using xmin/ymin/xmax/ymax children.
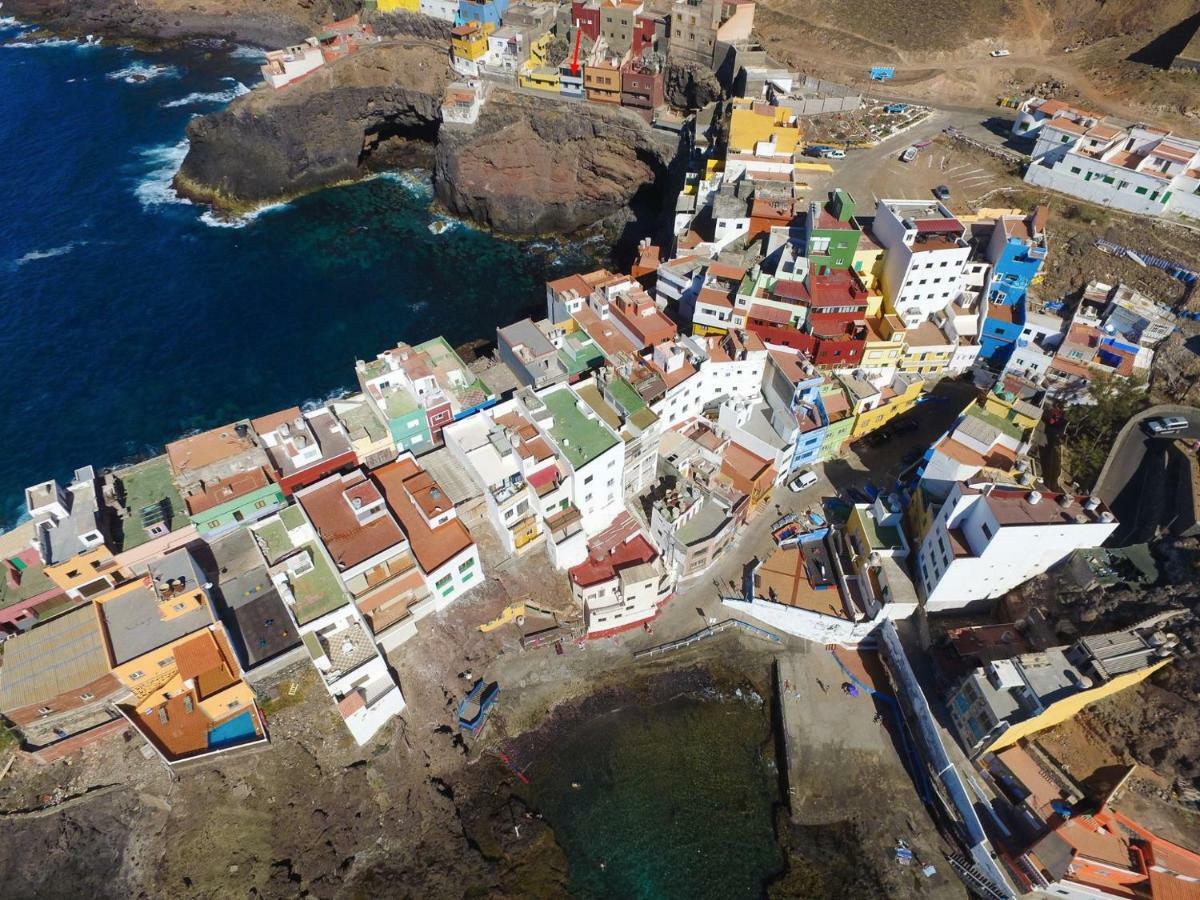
<box><xmin>933</xmin><ymin>184</ymin><xmax>951</xmax><ymax>201</ymax></box>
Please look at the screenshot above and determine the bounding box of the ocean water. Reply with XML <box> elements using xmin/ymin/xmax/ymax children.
<box><xmin>527</xmin><ymin>696</ymin><xmax>786</xmax><ymax>899</ymax></box>
<box><xmin>0</xmin><ymin>24</ymin><xmax>594</xmax><ymax>525</ymax></box>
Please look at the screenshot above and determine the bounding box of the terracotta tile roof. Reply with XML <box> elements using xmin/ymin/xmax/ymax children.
<box><xmin>569</xmin><ymin>516</ymin><xmax>658</xmax><ymax>588</ymax></box>
<box><xmin>167</xmin><ymin>423</ymin><xmax>258</xmax><ymax>475</ymax></box>
<box><xmin>373</xmin><ymin>459</ymin><xmax>474</xmax><ymax>574</ymax></box>
<box><xmin>298</xmin><ymin>472</ymin><xmax>406</xmax><ymax>572</ymax></box>
<box><xmin>185</xmin><ymin>467</ymin><xmax>275</xmax><ymax>516</ymax></box>
<box><xmin>251</xmin><ymin>407</ymin><xmax>303</xmax><ymax>436</ymax></box>
<box><xmin>750</xmin><ymin>303</ymin><xmax>792</xmax><ymax>325</ymax></box>
<box><xmin>173</xmin><ymin>631</ymin><xmax>224</xmax><ymax>683</ymax></box>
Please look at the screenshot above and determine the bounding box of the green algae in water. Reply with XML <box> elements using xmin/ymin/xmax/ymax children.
<box><xmin>528</xmin><ymin>696</ymin><xmax>785</xmax><ymax>899</ymax></box>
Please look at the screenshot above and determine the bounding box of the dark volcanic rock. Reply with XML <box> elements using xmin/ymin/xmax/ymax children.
<box><xmin>434</xmin><ymin>90</ymin><xmax>681</xmax><ymax>237</ymax></box>
<box><xmin>174</xmin><ymin>41</ymin><xmax>450</xmax><ymax>212</ymax></box>
<box><xmin>0</xmin><ymin>0</ymin><xmax>333</xmax><ymax>47</ymax></box>
<box><xmin>664</xmin><ymin>60</ymin><xmax>724</xmax><ymax>109</ymax></box>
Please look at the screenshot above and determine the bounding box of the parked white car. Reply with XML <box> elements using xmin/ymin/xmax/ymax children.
<box><xmin>990</xmin><ymin>48</ymin><xmax>1011</xmax><ymax>57</ymax></box>
<box><xmin>788</xmin><ymin>470</ymin><xmax>819</xmax><ymax>492</ymax></box>
<box><xmin>900</xmin><ymin>146</ymin><xmax>917</xmax><ymax>163</ymax></box>
<box><xmin>824</xmin><ymin>149</ymin><xmax>846</xmax><ymax>159</ymax></box>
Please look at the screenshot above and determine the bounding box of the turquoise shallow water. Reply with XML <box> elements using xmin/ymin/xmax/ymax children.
<box><xmin>527</xmin><ymin>696</ymin><xmax>786</xmax><ymax>899</ymax></box>
<box><xmin>0</xmin><ymin>25</ymin><xmax>594</xmax><ymax>526</ymax></box>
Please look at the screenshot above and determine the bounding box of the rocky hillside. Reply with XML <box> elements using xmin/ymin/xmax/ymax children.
<box><xmin>434</xmin><ymin>90</ymin><xmax>682</xmax><ymax>237</ymax></box>
<box><xmin>0</xmin><ymin>0</ymin><xmax>351</xmax><ymax>47</ymax></box>
<box><xmin>174</xmin><ymin>40</ymin><xmax>450</xmax><ymax>213</ymax></box>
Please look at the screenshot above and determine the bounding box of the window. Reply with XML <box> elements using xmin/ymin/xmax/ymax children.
<box><xmin>1069</xmin><ymin>166</ymin><xmax>1081</xmax><ymax>174</ymax></box>
<box><xmin>129</xmin><ymin>671</ymin><xmax>145</xmax><ymax>681</ymax></box>
<box><xmin>458</xmin><ymin>557</ymin><xmax>475</xmax><ymax>572</ymax></box>
<box><xmin>208</xmin><ymin>520</ymin><xmax>220</xmax><ymax>529</ymax></box>
<box><xmin>981</xmin><ymin>522</ymin><xmax>994</xmax><ymax>540</ymax></box>
<box><xmin>158</xmin><ymin>656</ymin><xmax>174</xmax><ymax>668</ymax></box>
<box><xmin>1135</xmin><ymin>186</ymin><xmax>1148</xmax><ymax>195</ymax></box>
<box><xmin>38</xmin><ymin>706</ymin><xmax>52</xmax><ymax>715</ymax></box>
<box><xmin>255</xmin><ymin>499</ymin><xmax>268</xmax><ymax>510</ymax></box>
<box><xmin>584</xmin><ymin>474</ymin><xmax>594</xmax><ymax>485</ymax></box>
<box><xmin>79</xmin><ymin>692</ymin><xmax>94</xmax><ymax>701</ymax></box>
<box><xmin>436</xmin><ymin>574</ymin><xmax>453</xmax><ymax>589</ymax></box>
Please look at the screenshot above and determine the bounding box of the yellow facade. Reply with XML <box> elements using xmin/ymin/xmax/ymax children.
<box><xmin>849</xmin><ymin>379</ymin><xmax>923</xmax><ymax>438</ymax></box>
<box><xmin>519</xmin><ymin>66</ymin><xmax>560</xmax><ymax>92</ymax></box>
<box><xmin>853</xmin><ymin>244</ymin><xmax>884</xmax><ymax>290</ymax></box>
<box><xmin>899</xmin><ymin>345</ymin><xmax>953</xmax><ymax>376</ymax></box>
<box><xmin>375</xmin><ymin>0</ymin><xmax>420</xmax><ymax>10</ymax></box>
<box><xmin>861</xmin><ymin>320</ymin><xmax>906</xmax><ymax>371</ymax></box>
<box><xmin>451</xmin><ymin>20</ymin><xmax>495</xmax><ymax>62</ymax></box>
<box><xmin>986</xmin><ymin>660</ymin><xmax>1170</xmax><ymax>754</ymax></box>
<box><xmin>728</xmin><ymin>100</ymin><xmax>802</xmax><ymax>156</ymax></box>
<box><xmin>691</xmin><ymin>322</ymin><xmax>729</xmax><ymax>337</ymax></box>
<box><xmin>527</xmin><ymin>31</ymin><xmax>551</xmax><ymax>67</ymax></box>
<box><xmin>46</xmin><ymin>546</ymin><xmax>127</xmax><ymax>595</ymax></box>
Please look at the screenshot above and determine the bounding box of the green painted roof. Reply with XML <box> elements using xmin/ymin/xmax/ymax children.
<box><xmin>856</xmin><ymin>508</ymin><xmax>903</xmax><ymax>550</ymax></box>
<box><xmin>542</xmin><ymin>389</ymin><xmax>618</xmax><ymax>469</ymax></box>
<box><xmin>966</xmin><ymin>405</ymin><xmax>1026</xmax><ymax>441</ymax></box>
<box><xmin>290</xmin><ymin>542</ymin><xmax>348</xmax><ymax>625</ymax></box>
<box><xmin>111</xmin><ymin>456</ymin><xmax>187</xmax><ymax>552</ymax></box>
<box><xmin>558</xmin><ymin>333</ymin><xmax>604</xmax><ymax>376</ymax></box>
<box><xmin>606</xmin><ymin>376</ymin><xmax>647</xmax><ymax>415</ymax></box>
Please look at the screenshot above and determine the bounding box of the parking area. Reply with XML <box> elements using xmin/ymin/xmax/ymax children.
<box><xmin>802</xmin><ymin>109</ymin><xmax>1022</xmax><ymax>213</ymax></box>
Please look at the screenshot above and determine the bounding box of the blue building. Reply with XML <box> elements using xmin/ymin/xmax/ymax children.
<box><xmin>978</xmin><ymin>206</ymin><xmax>1048</xmax><ymax>368</ymax></box>
<box><xmin>761</xmin><ymin>350</ymin><xmax>830</xmax><ymax>472</ymax></box>
<box><xmin>457</xmin><ymin>0</ymin><xmax>507</xmax><ymax>27</ymax></box>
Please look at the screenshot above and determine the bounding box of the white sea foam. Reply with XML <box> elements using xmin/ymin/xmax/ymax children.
<box><xmin>160</xmin><ymin>78</ymin><xmax>249</xmax><ymax>108</ymax></box>
<box><xmin>133</xmin><ymin>139</ymin><xmax>190</xmax><ymax>209</ymax></box>
<box><xmin>299</xmin><ymin>386</ymin><xmax>352</xmax><ymax>412</ymax></box>
<box><xmin>11</xmin><ymin>242</ymin><xmax>82</xmax><ymax>268</ymax></box>
<box><xmin>3</xmin><ymin>37</ymin><xmax>86</xmax><ymax>48</ymax></box>
<box><xmin>106</xmin><ymin>61</ymin><xmax>180</xmax><ymax>83</ymax></box>
<box><xmin>197</xmin><ymin>199</ymin><xmax>289</xmax><ymax>229</ymax></box>
<box><xmin>227</xmin><ymin>44</ymin><xmax>266</xmax><ymax>61</ymax></box>
<box><xmin>0</xmin><ymin>16</ymin><xmax>20</xmax><ymax>27</ymax></box>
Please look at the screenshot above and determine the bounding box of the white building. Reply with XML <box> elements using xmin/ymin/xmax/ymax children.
<box><xmin>568</xmin><ymin>513</ymin><xmax>674</xmax><ymax>636</ymax></box>
<box><xmin>260</xmin><ymin>40</ymin><xmax>324</xmax><ymax>89</ymax></box>
<box><xmin>442</xmin><ymin>80</ymin><xmax>484</xmax><ymax>126</ymax></box>
<box><xmin>419</xmin><ymin>0</ymin><xmax>458</xmax><ymax>22</ymax></box>
<box><xmin>874</xmin><ymin>199</ymin><xmax>972</xmax><ymax>328</ymax></box>
<box><xmin>1002</xmin><ymin>310</ymin><xmax>1064</xmax><ymax>381</ymax></box>
<box><xmin>1017</xmin><ymin>97</ymin><xmax>1200</xmax><ymax>220</ymax></box>
<box><xmin>299</xmin><ymin>605</ymin><xmax>406</xmax><ymax>746</ymax></box>
<box><xmin>915</xmin><ymin>483</ymin><xmax>1118</xmax><ymax>612</ymax></box>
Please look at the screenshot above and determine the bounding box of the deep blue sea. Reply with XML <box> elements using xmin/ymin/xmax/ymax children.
<box><xmin>0</xmin><ymin>22</ymin><xmax>595</xmax><ymax>526</ymax></box>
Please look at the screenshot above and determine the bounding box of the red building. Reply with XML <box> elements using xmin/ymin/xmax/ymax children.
<box><xmin>620</xmin><ymin>60</ymin><xmax>665</xmax><ymax>119</ymax></box>
<box><xmin>744</xmin><ymin>269</ymin><xmax>870</xmax><ymax>367</ymax></box>
<box><xmin>632</xmin><ymin>12</ymin><xmax>662</xmax><ymax>56</ymax></box>
<box><xmin>571</xmin><ymin>0</ymin><xmax>601</xmax><ymax>41</ymax></box>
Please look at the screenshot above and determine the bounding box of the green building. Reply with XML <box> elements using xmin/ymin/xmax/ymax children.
<box><xmin>806</xmin><ymin>189</ymin><xmax>861</xmax><ymax>274</ymax></box>
<box><xmin>186</xmin><ymin>468</ymin><xmax>285</xmax><ymax>538</ymax></box>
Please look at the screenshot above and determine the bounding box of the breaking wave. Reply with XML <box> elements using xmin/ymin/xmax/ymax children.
<box><xmin>160</xmin><ymin>77</ymin><xmax>249</xmax><ymax>108</ymax></box>
<box><xmin>106</xmin><ymin>62</ymin><xmax>181</xmax><ymax>83</ymax></box>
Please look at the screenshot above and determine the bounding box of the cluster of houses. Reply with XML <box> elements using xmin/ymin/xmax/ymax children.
<box><xmin>1017</xmin><ymin>96</ymin><xmax>1200</xmax><ymax>222</ymax></box>
<box><xmin>259</xmin><ymin>16</ymin><xmax>379</xmax><ymax>89</ymax></box>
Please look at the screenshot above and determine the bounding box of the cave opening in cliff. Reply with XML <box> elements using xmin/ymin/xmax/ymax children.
<box><xmin>358</xmin><ymin>117</ymin><xmax>441</xmax><ymax>173</ymax></box>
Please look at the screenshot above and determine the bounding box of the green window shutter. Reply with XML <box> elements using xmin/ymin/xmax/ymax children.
<box><xmin>1135</xmin><ymin>186</ymin><xmax>1147</xmax><ymax>195</ymax></box>
<box><xmin>1162</xmin><ymin>191</ymin><xmax>1172</xmax><ymax>203</ymax></box>
<box><xmin>1069</xmin><ymin>166</ymin><xmax>1081</xmax><ymax>175</ymax></box>
<box><xmin>1102</xmin><ymin>175</ymin><xmax>1114</xmax><ymax>185</ymax></box>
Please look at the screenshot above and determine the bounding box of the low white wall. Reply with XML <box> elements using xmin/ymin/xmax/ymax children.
<box><xmin>722</xmin><ymin>597</ymin><xmax>879</xmax><ymax>645</ymax></box>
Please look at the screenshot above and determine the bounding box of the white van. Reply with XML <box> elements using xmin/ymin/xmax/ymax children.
<box><xmin>788</xmin><ymin>470</ymin><xmax>819</xmax><ymax>492</ymax></box>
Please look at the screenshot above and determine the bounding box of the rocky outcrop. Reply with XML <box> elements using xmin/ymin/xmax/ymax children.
<box><xmin>434</xmin><ymin>91</ymin><xmax>681</xmax><ymax>237</ymax></box>
<box><xmin>0</xmin><ymin>0</ymin><xmax>345</xmax><ymax>47</ymax></box>
<box><xmin>174</xmin><ymin>41</ymin><xmax>450</xmax><ymax>213</ymax></box>
<box><xmin>664</xmin><ymin>61</ymin><xmax>724</xmax><ymax>110</ymax></box>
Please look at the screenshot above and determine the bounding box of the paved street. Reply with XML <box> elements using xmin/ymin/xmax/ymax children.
<box><xmin>1093</xmin><ymin>406</ymin><xmax>1200</xmax><ymax>545</ymax></box>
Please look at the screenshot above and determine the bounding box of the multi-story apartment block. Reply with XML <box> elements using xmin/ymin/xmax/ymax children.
<box><xmin>251</xmin><ymin>406</ymin><xmax>357</xmax><ymax>496</ymax></box>
<box><xmin>913</xmin><ymin>482</ymin><xmax>1119</xmax><ymax>612</ymax></box>
<box><xmin>668</xmin><ymin>0</ymin><xmax>721</xmax><ymax>66</ymax></box>
<box><xmin>805</xmin><ymin>190</ymin><xmax>861</xmax><ymax>273</ymax></box>
<box><xmin>568</xmin><ymin>512</ymin><xmax>673</xmax><ymax>637</ymax></box>
<box><xmin>373</xmin><ymin>454</ymin><xmax>481</xmax><ymax>612</ymax></box>
<box><xmin>874</xmin><ymin>199</ymin><xmax>971</xmax><ymax>328</ymax></box>
<box><xmin>1017</xmin><ymin>96</ymin><xmax>1200</xmax><ymax>219</ymax></box>
<box><xmin>574</xmin><ymin>369</ymin><xmax>662</xmax><ymax>497</ymax></box>
<box><xmin>25</xmin><ymin>467</ymin><xmax>105</xmax><ymax>565</ymax></box>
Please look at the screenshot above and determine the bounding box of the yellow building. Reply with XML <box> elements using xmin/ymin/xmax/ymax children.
<box><xmin>728</xmin><ymin>99</ymin><xmax>802</xmax><ymax>156</ymax></box>
<box><xmin>374</xmin><ymin>0</ymin><xmax>420</xmax><ymax>10</ymax></box>
<box><xmin>45</xmin><ymin>545</ymin><xmax>129</xmax><ymax>601</ymax></box>
<box><xmin>519</xmin><ymin>65</ymin><xmax>561</xmax><ymax>92</ymax></box>
<box><xmin>861</xmin><ymin>314</ymin><xmax>906</xmax><ymax>371</ymax></box>
<box><xmin>852</xmin><ymin>229</ymin><xmax>885</xmax><ymax>290</ymax></box>
<box><xmin>844</xmin><ymin>372</ymin><xmax>923</xmax><ymax>439</ymax></box>
<box><xmin>527</xmin><ymin>31</ymin><xmax>551</xmax><ymax>67</ymax></box>
<box><xmin>898</xmin><ymin>320</ymin><xmax>955</xmax><ymax>377</ymax></box>
<box><xmin>451</xmin><ymin>20</ymin><xmax>494</xmax><ymax>64</ymax></box>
